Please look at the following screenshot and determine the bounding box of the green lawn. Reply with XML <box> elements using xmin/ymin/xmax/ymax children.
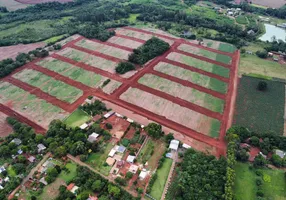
<box><xmin>7</xmin><ymin>165</ymin><xmax>16</xmax><ymax>177</ymax></box>
<box><xmin>218</xmin><ymin>43</ymin><xmax>236</xmax><ymax>53</ymax></box>
<box><xmin>234</xmin><ymin>162</ymin><xmax>286</xmax><ymax>200</ymax></box>
<box><xmin>63</xmin><ymin>109</ymin><xmax>91</xmax><ymax>128</ymax></box>
<box><xmin>236</xmin><ymin>15</ymin><xmax>248</xmax><ymax>25</ymax></box>
<box><xmin>58</xmin><ymin>162</ymin><xmax>77</xmax><ymax>183</ymax></box>
<box><xmin>150</xmin><ymin>158</ymin><xmax>173</xmax><ymax>200</ymax></box>
<box><xmin>44</xmin><ymin>34</ymin><xmax>67</xmax><ymax>44</ymax></box>
<box><xmin>234</xmin><ymin>76</ymin><xmax>285</xmax><ymax>135</ymax></box>
<box><xmin>137</xmin><ymin>140</ymin><xmax>155</xmax><ymax>164</ymax></box>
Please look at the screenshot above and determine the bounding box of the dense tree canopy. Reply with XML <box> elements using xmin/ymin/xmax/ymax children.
<box><xmin>115</xmin><ymin>62</ymin><xmax>135</xmax><ymax>74</ymax></box>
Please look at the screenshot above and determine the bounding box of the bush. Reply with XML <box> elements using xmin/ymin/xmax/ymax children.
<box><xmin>256</xmin><ymin>178</ymin><xmax>262</xmax><ymax>186</ymax></box>
<box><xmin>102</xmin><ymin>79</ymin><xmax>110</xmax><ymax>88</ymax></box>
<box><xmin>256</xmin><ymin>190</ymin><xmax>264</xmax><ymax>197</ymax></box>
<box><xmin>115</xmin><ymin>177</ymin><xmax>127</xmax><ymax>186</ymax></box>
<box><xmin>256</xmin><ymin>50</ymin><xmax>268</xmax><ymax>58</ymax></box>
<box><xmin>105</xmin><ymin>123</ymin><xmax>113</xmax><ymax>130</ymax></box>
<box><xmin>257</xmin><ymin>81</ymin><xmax>267</xmax><ymax>91</ymax></box>
<box><xmin>115</xmin><ymin>62</ymin><xmax>135</xmax><ymax>74</ymax></box>
<box><xmin>121</xmin><ymin>138</ymin><xmax>130</xmax><ymax>147</ymax></box>
<box><xmin>126</xmin><ymin>172</ymin><xmax>133</xmax><ymax>180</ymax></box>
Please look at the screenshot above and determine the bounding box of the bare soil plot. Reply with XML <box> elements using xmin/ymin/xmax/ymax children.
<box><xmin>0</xmin><ymin>112</ymin><xmax>13</xmax><ymax>137</ymax></box>
<box><xmin>0</xmin><ymin>0</ymin><xmax>27</xmax><ymax>11</ymax></box>
<box><xmin>57</xmin><ymin>47</ymin><xmax>117</xmax><ymax>74</ymax></box>
<box><xmin>107</xmin><ymin>36</ymin><xmax>142</xmax><ymax>49</ymax></box>
<box><xmin>101</xmin><ymin>79</ymin><xmax>122</xmax><ymax>95</ymax></box>
<box><xmin>37</xmin><ymin>58</ymin><xmax>111</xmax><ymax>88</ymax></box>
<box><xmin>154</xmin><ymin>62</ymin><xmax>228</xmax><ymax>93</ymax></box>
<box><xmin>250</xmin><ymin>0</ymin><xmax>285</xmax><ymax>8</ymax></box>
<box><xmin>0</xmin><ymin>81</ymin><xmax>67</xmax><ymax>129</ymax></box>
<box><xmin>138</xmin><ymin>74</ymin><xmax>225</xmax><ymax>113</ymax></box>
<box><xmin>166</xmin><ymin>52</ymin><xmax>230</xmax><ymax>78</ymax></box>
<box><xmin>120</xmin><ymin>88</ymin><xmax>221</xmax><ymax>137</ymax></box>
<box><xmin>75</xmin><ymin>39</ymin><xmax>131</xmax><ymax>60</ymax></box>
<box><xmin>0</xmin><ymin>42</ymin><xmax>44</xmax><ymax>60</ymax></box>
<box><xmin>142</xmin><ymin>28</ymin><xmax>179</xmax><ymax>39</ymax></box>
<box><xmin>13</xmin><ymin>69</ymin><xmax>83</xmax><ymax>103</ymax></box>
<box><xmin>178</xmin><ymin>44</ymin><xmax>232</xmax><ymax>64</ymax></box>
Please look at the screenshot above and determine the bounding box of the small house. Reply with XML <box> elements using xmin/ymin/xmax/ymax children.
<box><xmin>106</xmin><ymin>157</ymin><xmax>116</xmax><ymax>166</ymax></box>
<box><xmin>169</xmin><ymin>140</ymin><xmax>179</xmax><ymax>151</ymax></box>
<box><xmin>182</xmin><ymin>143</ymin><xmax>191</xmax><ymax>149</ymax></box>
<box><xmin>79</xmin><ymin>123</ymin><xmax>88</xmax><ymax>130</ymax></box>
<box><xmin>275</xmin><ymin>150</ymin><xmax>285</xmax><ymax>158</ymax></box>
<box><xmin>126</xmin><ymin>155</ymin><xmax>136</xmax><ymax>163</ymax></box>
<box><xmin>28</xmin><ymin>156</ymin><xmax>36</xmax><ymax>163</ymax></box>
<box><xmin>4</xmin><ymin>177</ymin><xmax>9</xmax><ymax>182</ymax></box>
<box><xmin>70</xmin><ymin>186</ymin><xmax>79</xmax><ymax>195</ymax></box>
<box><xmin>87</xmin><ymin>195</ymin><xmax>98</xmax><ymax>200</ymax></box>
<box><xmin>116</xmin><ymin>145</ymin><xmax>126</xmax><ymax>154</ymax></box>
<box><xmin>87</xmin><ymin>133</ymin><xmax>99</xmax><ymax>143</ymax></box>
<box><xmin>37</xmin><ymin>144</ymin><xmax>46</xmax><ymax>153</ymax></box>
<box><xmin>115</xmin><ymin>113</ymin><xmax>123</xmax><ymax>118</ymax></box>
<box><xmin>11</xmin><ymin>138</ymin><xmax>22</xmax><ymax>146</ymax></box>
<box><xmin>127</xmin><ymin>118</ymin><xmax>134</xmax><ymax>123</ymax></box>
<box><xmin>116</xmin><ymin>160</ymin><xmax>125</xmax><ymax>168</ymax></box>
<box><xmin>17</xmin><ymin>149</ymin><xmax>23</xmax><ymax>155</ymax></box>
<box><xmin>268</xmin><ymin>52</ymin><xmax>273</xmax><ymax>57</ymax></box>
<box><xmin>108</xmin><ymin>149</ymin><xmax>116</xmax><ymax>157</ymax></box>
<box><xmin>0</xmin><ymin>166</ymin><xmax>6</xmax><ymax>174</ymax></box>
<box><xmin>139</xmin><ymin>170</ymin><xmax>148</xmax><ymax>180</ymax></box>
<box><xmin>104</xmin><ymin>111</ymin><xmax>115</xmax><ymax>119</ymax></box>
<box><xmin>129</xmin><ymin>164</ymin><xmax>139</xmax><ymax>174</ymax></box>
<box><xmin>39</xmin><ymin>177</ymin><xmax>48</xmax><ymax>185</ymax></box>
<box><xmin>67</xmin><ymin>183</ymin><xmax>75</xmax><ymax>191</ymax></box>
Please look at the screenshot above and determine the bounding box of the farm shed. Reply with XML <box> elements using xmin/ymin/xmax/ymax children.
<box><xmin>104</xmin><ymin>111</ymin><xmax>115</xmax><ymax>119</ymax></box>
<box><xmin>79</xmin><ymin>123</ymin><xmax>88</xmax><ymax>130</ymax></box>
<box><xmin>87</xmin><ymin>133</ymin><xmax>99</xmax><ymax>143</ymax></box>
<box><xmin>182</xmin><ymin>143</ymin><xmax>191</xmax><ymax>149</ymax></box>
<box><xmin>169</xmin><ymin>140</ymin><xmax>179</xmax><ymax>151</ymax></box>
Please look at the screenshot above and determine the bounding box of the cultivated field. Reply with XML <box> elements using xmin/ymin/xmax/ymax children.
<box><xmin>154</xmin><ymin>62</ymin><xmax>228</xmax><ymax>93</ymax></box>
<box><xmin>0</xmin><ymin>0</ymin><xmax>27</xmax><ymax>11</ymax></box>
<box><xmin>0</xmin><ymin>81</ymin><xmax>68</xmax><ymax>128</ymax></box>
<box><xmin>250</xmin><ymin>0</ymin><xmax>285</xmax><ymax>8</ymax></box>
<box><xmin>107</xmin><ymin>36</ymin><xmax>143</xmax><ymax>49</ymax></box>
<box><xmin>166</xmin><ymin>52</ymin><xmax>230</xmax><ymax>78</ymax></box>
<box><xmin>120</xmin><ymin>88</ymin><xmax>221</xmax><ymax>137</ymax></box>
<box><xmin>75</xmin><ymin>39</ymin><xmax>131</xmax><ymax>60</ymax></box>
<box><xmin>13</xmin><ymin>69</ymin><xmax>83</xmax><ymax>103</ymax></box>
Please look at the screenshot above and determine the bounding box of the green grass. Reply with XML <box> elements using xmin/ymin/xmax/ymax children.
<box><xmin>234</xmin><ymin>76</ymin><xmax>285</xmax><ymax>134</ymax></box>
<box><xmin>58</xmin><ymin>162</ymin><xmax>77</xmax><ymax>183</ymax></box>
<box><xmin>218</xmin><ymin>43</ymin><xmax>236</xmax><ymax>53</ymax></box>
<box><xmin>7</xmin><ymin>165</ymin><xmax>16</xmax><ymax>177</ymax></box>
<box><xmin>137</xmin><ymin>140</ymin><xmax>154</xmax><ymax>164</ymax></box>
<box><xmin>44</xmin><ymin>34</ymin><xmax>67</xmax><ymax>44</ymax></box>
<box><xmin>209</xmin><ymin>118</ymin><xmax>221</xmax><ymax>138</ymax></box>
<box><xmin>13</xmin><ymin>69</ymin><xmax>83</xmax><ymax>103</ymax></box>
<box><xmin>149</xmin><ymin>158</ymin><xmax>173</xmax><ymax>200</ymax></box>
<box><xmin>236</xmin><ymin>15</ymin><xmax>248</xmax><ymax>25</ymax></box>
<box><xmin>64</xmin><ymin>109</ymin><xmax>91</xmax><ymax>128</ymax></box>
<box><xmin>128</xmin><ymin>14</ymin><xmax>139</xmax><ymax>23</ymax></box>
<box><xmin>234</xmin><ymin>162</ymin><xmax>286</xmax><ymax>200</ymax></box>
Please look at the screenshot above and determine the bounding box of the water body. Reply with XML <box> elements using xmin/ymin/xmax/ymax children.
<box><xmin>259</xmin><ymin>24</ymin><xmax>286</xmax><ymax>42</ymax></box>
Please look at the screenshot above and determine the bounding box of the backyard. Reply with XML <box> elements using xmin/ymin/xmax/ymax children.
<box><xmin>63</xmin><ymin>109</ymin><xmax>91</xmax><ymax>128</ymax></box>
<box><xmin>234</xmin><ymin>76</ymin><xmax>285</xmax><ymax>135</ymax></box>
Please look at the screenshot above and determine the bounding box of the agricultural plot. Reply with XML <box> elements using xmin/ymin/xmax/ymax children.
<box><xmin>120</xmin><ymin>88</ymin><xmax>221</xmax><ymax>137</ymax></box>
<box><xmin>138</xmin><ymin>74</ymin><xmax>224</xmax><ymax>113</ymax></box>
<box><xmin>101</xmin><ymin>79</ymin><xmax>122</xmax><ymax>95</ymax></box>
<box><xmin>202</xmin><ymin>40</ymin><xmax>236</xmax><ymax>53</ymax></box>
<box><xmin>13</xmin><ymin>69</ymin><xmax>83</xmax><ymax>103</ymax></box>
<box><xmin>234</xmin><ymin>76</ymin><xmax>285</xmax><ymax>135</ymax></box>
<box><xmin>107</xmin><ymin>36</ymin><xmax>143</xmax><ymax>49</ymax></box>
<box><xmin>57</xmin><ymin>47</ymin><xmax>117</xmax><ymax>74</ymax></box>
<box><xmin>178</xmin><ymin>44</ymin><xmax>232</xmax><ymax>64</ymax></box>
<box><xmin>167</xmin><ymin>52</ymin><xmax>230</xmax><ymax>78</ymax></box>
<box><xmin>154</xmin><ymin>62</ymin><xmax>228</xmax><ymax>93</ymax></box>
<box><xmin>75</xmin><ymin>39</ymin><xmax>131</xmax><ymax>60</ymax></box>
<box><xmin>0</xmin><ymin>81</ymin><xmax>67</xmax><ymax>128</ymax></box>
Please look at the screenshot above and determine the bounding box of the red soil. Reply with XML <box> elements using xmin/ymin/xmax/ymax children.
<box><xmin>0</xmin><ymin>28</ymin><xmax>240</xmax><ymax>156</ymax></box>
<box><xmin>0</xmin><ymin>112</ymin><xmax>13</xmax><ymax>137</ymax></box>
<box><xmin>15</xmin><ymin>0</ymin><xmax>73</xmax><ymax>4</ymax></box>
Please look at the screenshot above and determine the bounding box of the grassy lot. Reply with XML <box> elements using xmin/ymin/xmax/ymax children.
<box><xmin>234</xmin><ymin>162</ymin><xmax>286</xmax><ymax>200</ymax></box>
<box><xmin>234</xmin><ymin>76</ymin><xmax>285</xmax><ymax>135</ymax></box>
<box><xmin>210</xmin><ymin>120</ymin><xmax>221</xmax><ymax>138</ymax></box>
<box><xmin>137</xmin><ymin>139</ymin><xmax>155</xmax><ymax>164</ymax></box>
<box><xmin>218</xmin><ymin>43</ymin><xmax>236</xmax><ymax>53</ymax></box>
<box><xmin>154</xmin><ymin>62</ymin><xmax>228</xmax><ymax>93</ymax></box>
<box><xmin>37</xmin><ymin>58</ymin><xmax>108</xmax><ymax>88</ymax></box>
<box><xmin>64</xmin><ymin>109</ymin><xmax>91</xmax><ymax>128</ymax></box>
<box><xmin>13</xmin><ymin>69</ymin><xmax>83</xmax><ymax>103</ymax></box>
<box><xmin>86</xmin><ymin>142</ymin><xmax>113</xmax><ymax>176</ymax></box>
<box><xmin>239</xmin><ymin>54</ymin><xmax>286</xmax><ymax>80</ymax></box>
<box><xmin>149</xmin><ymin>158</ymin><xmax>173</xmax><ymax>200</ymax></box>
<box><xmin>58</xmin><ymin>162</ymin><xmax>77</xmax><ymax>183</ymax></box>
<box><xmin>167</xmin><ymin>52</ymin><xmax>230</xmax><ymax>78</ymax></box>
<box><xmin>44</xmin><ymin>34</ymin><xmax>68</xmax><ymax>44</ymax></box>
<box><xmin>138</xmin><ymin>74</ymin><xmax>225</xmax><ymax>113</ymax></box>
<box><xmin>7</xmin><ymin>165</ymin><xmax>16</xmax><ymax>177</ymax></box>
<box><xmin>236</xmin><ymin>15</ymin><xmax>248</xmax><ymax>25</ymax></box>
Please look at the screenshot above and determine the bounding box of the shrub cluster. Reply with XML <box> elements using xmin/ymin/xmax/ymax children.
<box><xmin>115</xmin><ymin>62</ymin><xmax>135</xmax><ymax>74</ymax></box>
<box><xmin>79</xmin><ymin>100</ymin><xmax>107</xmax><ymax>116</ymax></box>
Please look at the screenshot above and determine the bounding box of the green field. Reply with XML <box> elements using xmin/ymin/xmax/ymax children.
<box><xmin>149</xmin><ymin>158</ymin><xmax>173</xmax><ymax>200</ymax></box>
<box><xmin>58</xmin><ymin>162</ymin><xmax>77</xmax><ymax>183</ymax></box>
<box><xmin>44</xmin><ymin>34</ymin><xmax>68</xmax><ymax>44</ymax></box>
<box><xmin>37</xmin><ymin>58</ymin><xmax>110</xmax><ymax>88</ymax></box>
<box><xmin>236</xmin><ymin>15</ymin><xmax>248</xmax><ymax>25</ymax></box>
<box><xmin>234</xmin><ymin>76</ymin><xmax>285</xmax><ymax>134</ymax></box>
<box><xmin>239</xmin><ymin>54</ymin><xmax>286</xmax><ymax>80</ymax></box>
<box><xmin>64</xmin><ymin>109</ymin><xmax>91</xmax><ymax>128</ymax></box>
<box><xmin>13</xmin><ymin>69</ymin><xmax>83</xmax><ymax>103</ymax></box>
<box><xmin>167</xmin><ymin>52</ymin><xmax>230</xmax><ymax>78</ymax></box>
<box><xmin>137</xmin><ymin>139</ymin><xmax>155</xmax><ymax>164</ymax></box>
<box><xmin>139</xmin><ymin>74</ymin><xmax>225</xmax><ymax>113</ymax></box>
<box><xmin>154</xmin><ymin>62</ymin><xmax>228</xmax><ymax>93</ymax></box>
<box><xmin>234</xmin><ymin>162</ymin><xmax>286</xmax><ymax>200</ymax></box>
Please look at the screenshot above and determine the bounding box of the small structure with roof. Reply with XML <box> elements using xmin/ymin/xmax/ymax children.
<box><xmin>247</xmin><ymin>30</ymin><xmax>255</xmax><ymax>35</ymax></box>
<box><xmin>28</xmin><ymin>156</ymin><xmax>36</xmax><ymax>163</ymax></box>
<box><xmin>275</xmin><ymin>150</ymin><xmax>285</xmax><ymax>158</ymax></box>
<box><xmin>116</xmin><ymin>160</ymin><xmax>125</xmax><ymax>168</ymax></box>
<box><xmin>87</xmin><ymin>195</ymin><xmax>98</xmax><ymax>200</ymax></box>
<box><xmin>11</xmin><ymin>138</ymin><xmax>22</xmax><ymax>146</ymax></box>
<box><xmin>87</xmin><ymin>133</ymin><xmax>99</xmax><ymax>143</ymax></box>
<box><xmin>115</xmin><ymin>113</ymin><xmax>123</xmax><ymax>118</ymax></box>
<box><xmin>139</xmin><ymin>169</ymin><xmax>148</xmax><ymax>180</ymax></box>
<box><xmin>104</xmin><ymin>111</ymin><xmax>115</xmax><ymax>119</ymax></box>
<box><xmin>116</xmin><ymin>145</ymin><xmax>126</xmax><ymax>154</ymax></box>
<box><xmin>39</xmin><ymin>177</ymin><xmax>48</xmax><ymax>185</ymax></box>
<box><xmin>169</xmin><ymin>140</ymin><xmax>179</xmax><ymax>151</ymax></box>
<box><xmin>79</xmin><ymin>123</ymin><xmax>88</xmax><ymax>130</ymax></box>
<box><xmin>70</xmin><ymin>185</ymin><xmax>79</xmax><ymax>195</ymax></box>
<box><xmin>108</xmin><ymin>149</ymin><xmax>116</xmax><ymax>157</ymax></box>
<box><xmin>37</xmin><ymin>144</ymin><xmax>46</xmax><ymax>153</ymax></box>
<box><xmin>0</xmin><ymin>166</ymin><xmax>6</xmax><ymax>174</ymax></box>
<box><xmin>67</xmin><ymin>183</ymin><xmax>75</xmax><ymax>191</ymax></box>
<box><xmin>17</xmin><ymin>149</ymin><xmax>23</xmax><ymax>155</ymax></box>
<box><xmin>126</xmin><ymin>155</ymin><xmax>136</xmax><ymax>163</ymax></box>
<box><xmin>182</xmin><ymin>143</ymin><xmax>191</xmax><ymax>149</ymax></box>
<box><xmin>129</xmin><ymin>164</ymin><xmax>139</xmax><ymax>174</ymax></box>
<box><xmin>127</xmin><ymin>118</ymin><xmax>134</xmax><ymax>123</ymax></box>
<box><xmin>106</xmin><ymin>157</ymin><xmax>116</xmax><ymax>166</ymax></box>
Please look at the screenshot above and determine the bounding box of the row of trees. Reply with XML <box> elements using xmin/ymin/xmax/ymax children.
<box><xmin>79</xmin><ymin>100</ymin><xmax>107</xmax><ymax>116</ymax></box>
<box><xmin>128</xmin><ymin>37</ymin><xmax>170</xmax><ymax>65</ymax></box>
<box><xmin>115</xmin><ymin>62</ymin><xmax>135</xmax><ymax>74</ymax></box>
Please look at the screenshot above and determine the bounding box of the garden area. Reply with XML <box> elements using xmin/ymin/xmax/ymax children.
<box><xmin>63</xmin><ymin>109</ymin><xmax>91</xmax><ymax>128</ymax></box>
<box><xmin>234</xmin><ymin>76</ymin><xmax>285</xmax><ymax>135</ymax></box>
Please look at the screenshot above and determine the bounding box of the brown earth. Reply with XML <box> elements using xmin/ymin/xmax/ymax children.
<box><xmin>0</xmin><ymin>112</ymin><xmax>13</xmax><ymax>137</ymax></box>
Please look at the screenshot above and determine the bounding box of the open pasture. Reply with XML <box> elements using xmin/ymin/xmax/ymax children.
<box><xmin>13</xmin><ymin>69</ymin><xmax>83</xmax><ymax>103</ymax></box>
<box><xmin>0</xmin><ymin>81</ymin><xmax>67</xmax><ymax>129</ymax></box>
<box><xmin>166</xmin><ymin>52</ymin><xmax>230</xmax><ymax>78</ymax></box>
<box><xmin>75</xmin><ymin>39</ymin><xmax>131</xmax><ymax>60</ymax></box>
<box><xmin>154</xmin><ymin>62</ymin><xmax>228</xmax><ymax>93</ymax></box>
<box><xmin>138</xmin><ymin>74</ymin><xmax>225</xmax><ymax>113</ymax></box>
<box><xmin>120</xmin><ymin>88</ymin><xmax>221</xmax><ymax>138</ymax></box>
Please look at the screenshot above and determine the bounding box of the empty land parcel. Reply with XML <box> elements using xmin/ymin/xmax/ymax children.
<box><xmin>0</xmin><ymin>27</ymin><xmax>239</xmax><ymax>156</ymax></box>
